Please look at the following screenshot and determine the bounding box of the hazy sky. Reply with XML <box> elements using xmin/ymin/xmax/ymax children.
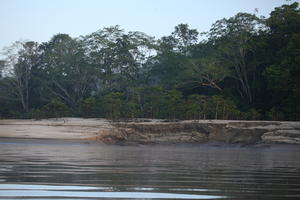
<box><xmin>0</xmin><ymin>0</ymin><xmax>293</xmax><ymax>50</ymax></box>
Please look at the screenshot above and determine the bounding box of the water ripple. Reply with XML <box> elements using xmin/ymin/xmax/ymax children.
<box><xmin>0</xmin><ymin>184</ymin><xmax>224</xmax><ymax>199</ymax></box>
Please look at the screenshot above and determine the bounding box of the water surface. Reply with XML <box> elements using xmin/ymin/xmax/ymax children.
<box><xmin>0</xmin><ymin>139</ymin><xmax>300</xmax><ymax>199</ymax></box>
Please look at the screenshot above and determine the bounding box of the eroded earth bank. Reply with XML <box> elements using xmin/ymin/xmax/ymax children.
<box><xmin>0</xmin><ymin>118</ymin><xmax>300</xmax><ymax>145</ymax></box>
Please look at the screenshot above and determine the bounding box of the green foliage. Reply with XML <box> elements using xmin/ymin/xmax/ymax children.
<box><xmin>184</xmin><ymin>95</ymin><xmax>243</xmax><ymax>120</ymax></box>
<box><xmin>122</xmin><ymin>100</ymin><xmax>139</xmax><ymax>119</ymax></box>
<box><xmin>79</xmin><ymin>97</ymin><xmax>101</xmax><ymax>117</ymax></box>
<box><xmin>1</xmin><ymin>2</ymin><xmax>300</xmax><ymax>121</ymax></box>
<box><xmin>138</xmin><ymin>86</ymin><xmax>165</xmax><ymax>118</ymax></box>
<box><xmin>265</xmin><ymin>2</ymin><xmax>300</xmax><ymax>120</ymax></box>
<box><xmin>160</xmin><ymin>90</ymin><xmax>184</xmax><ymax>119</ymax></box>
<box><xmin>0</xmin><ymin>60</ymin><xmax>5</xmax><ymax>78</ymax></box>
<box><xmin>102</xmin><ymin>92</ymin><xmax>124</xmax><ymax>119</ymax></box>
<box><xmin>171</xmin><ymin>23</ymin><xmax>199</xmax><ymax>54</ymax></box>
<box><xmin>28</xmin><ymin>109</ymin><xmax>45</xmax><ymax>120</ymax></box>
<box><xmin>185</xmin><ymin>94</ymin><xmax>208</xmax><ymax>119</ymax></box>
<box><xmin>205</xmin><ymin>96</ymin><xmax>241</xmax><ymax>120</ymax></box>
<box><xmin>182</xmin><ymin>57</ymin><xmax>231</xmax><ymax>91</ymax></box>
<box><xmin>0</xmin><ymin>98</ymin><xmax>20</xmax><ymax>118</ymax></box>
<box><xmin>267</xmin><ymin>107</ymin><xmax>285</xmax><ymax>121</ymax></box>
<box><xmin>243</xmin><ymin>109</ymin><xmax>262</xmax><ymax>120</ymax></box>
<box><xmin>42</xmin><ymin>98</ymin><xmax>70</xmax><ymax>118</ymax></box>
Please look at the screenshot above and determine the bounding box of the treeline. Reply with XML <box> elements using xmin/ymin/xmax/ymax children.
<box><xmin>0</xmin><ymin>2</ymin><xmax>300</xmax><ymax>121</ymax></box>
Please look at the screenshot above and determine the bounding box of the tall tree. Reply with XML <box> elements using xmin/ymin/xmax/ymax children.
<box><xmin>208</xmin><ymin>13</ymin><xmax>265</xmax><ymax>103</ymax></box>
<box><xmin>0</xmin><ymin>60</ymin><xmax>5</xmax><ymax>78</ymax></box>
<box><xmin>182</xmin><ymin>56</ymin><xmax>231</xmax><ymax>91</ymax></box>
<box><xmin>265</xmin><ymin>2</ymin><xmax>300</xmax><ymax>119</ymax></box>
<box><xmin>39</xmin><ymin>34</ymin><xmax>96</xmax><ymax>110</ymax></box>
<box><xmin>171</xmin><ymin>23</ymin><xmax>199</xmax><ymax>55</ymax></box>
<box><xmin>83</xmin><ymin>26</ymin><xmax>155</xmax><ymax>93</ymax></box>
<box><xmin>150</xmin><ymin>24</ymin><xmax>199</xmax><ymax>88</ymax></box>
<box><xmin>1</xmin><ymin>41</ymin><xmax>40</xmax><ymax>113</ymax></box>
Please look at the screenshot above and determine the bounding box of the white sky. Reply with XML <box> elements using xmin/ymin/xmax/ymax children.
<box><xmin>0</xmin><ymin>0</ymin><xmax>294</xmax><ymax>50</ymax></box>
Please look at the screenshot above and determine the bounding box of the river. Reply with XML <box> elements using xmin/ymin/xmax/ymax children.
<box><xmin>0</xmin><ymin>139</ymin><xmax>300</xmax><ymax>199</ymax></box>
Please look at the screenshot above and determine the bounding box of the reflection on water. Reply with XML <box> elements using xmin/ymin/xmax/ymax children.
<box><xmin>0</xmin><ymin>184</ymin><xmax>222</xmax><ymax>199</ymax></box>
<box><xmin>0</xmin><ymin>139</ymin><xmax>300</xmax><ymax>199</ymax></box>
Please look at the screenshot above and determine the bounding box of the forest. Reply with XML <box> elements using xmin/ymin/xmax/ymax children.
<box><xmin>0</xmin><ymin>2</ymin><xmax>299</xmax><ymax>121</ymax></box>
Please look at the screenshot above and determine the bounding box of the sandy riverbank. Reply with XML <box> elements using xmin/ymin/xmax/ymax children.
<box><xmin>0</xmin><ymin>118</ymin><xmax>112</xmax><ymax>140</ymax></box>
<box><xmin>0</xmin><ymin>118</ymin><xmax>300</xmax><ymax>145</ymax></box>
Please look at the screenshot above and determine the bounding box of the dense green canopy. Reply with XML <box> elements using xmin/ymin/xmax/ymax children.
<box><xmin>1</xmin><ymin>2</ymin><xmax>300</xmax><ymax>121</ymax></box>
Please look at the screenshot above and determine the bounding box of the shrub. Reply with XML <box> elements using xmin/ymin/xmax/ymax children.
<box><xmin>79</xmin><ymin>97</ymin><xmax>101</xmax><ymax>117</ymax></box>
<box><xmin>243</xmin><ymin>109</ymin><xmax>262</xmax><ymax>120</ymax></box>
<box><xmin>42</xmin><ymin>98</ymin><xmax>70</xmax><ymax>118</ymax></box>
<box><xmin>28</xmin><ymin>109</ymin><xmax>45</xmax><ymax>119</ymax></box>
<box><xmin>102</xmin><ymin>92</ymin><xmax>124</xmax><ymax>119</ymax></box>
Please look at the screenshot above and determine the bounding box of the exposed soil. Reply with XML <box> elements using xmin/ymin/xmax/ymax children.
<box><xmin>0</xmin><ymin>118</ymin><xmax>300</xmax><ymax>145</ymax></box>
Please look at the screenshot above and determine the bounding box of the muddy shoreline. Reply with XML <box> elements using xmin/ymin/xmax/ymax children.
<box><xmin>0</xmin><ymin>118</ymin><xmax>300</xmax><ymax>145</ymax></box>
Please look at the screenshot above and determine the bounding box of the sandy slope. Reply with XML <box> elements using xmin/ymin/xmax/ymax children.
<box><xmin>0</xmin><ymin>118</ymin><xmax>113</xmax><ymax>140</ymax></box>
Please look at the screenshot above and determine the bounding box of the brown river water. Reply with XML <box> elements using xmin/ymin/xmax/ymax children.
<box><xmin>0</xmin><ymin>139</ymin><xmax>300</xmax><ymax>200</ymax></box>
